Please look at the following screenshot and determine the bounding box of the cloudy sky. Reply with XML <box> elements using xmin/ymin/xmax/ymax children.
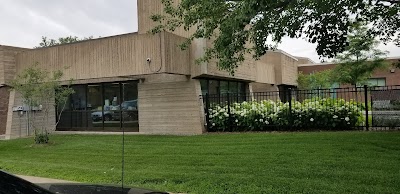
<box><xmin>1</xmin><ymin>0</ymin><xmax>399</xmax><ymax>63</ymax></box>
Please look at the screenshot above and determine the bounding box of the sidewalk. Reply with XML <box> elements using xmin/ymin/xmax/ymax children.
<box><xmin>16</xmin><ymin>174</ymin><xmax>185</xmax><ymax>194</ymax></box>
<box><xmin>16</xmin><ymin>174</ymin><xmax>77</xmax><ymax>184</ymax></box>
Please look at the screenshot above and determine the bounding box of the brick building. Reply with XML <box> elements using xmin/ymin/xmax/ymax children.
<box><xmin>298</xmin><ymin>57</ymin><xmax>400</xmax><ymax>87</ymax></box>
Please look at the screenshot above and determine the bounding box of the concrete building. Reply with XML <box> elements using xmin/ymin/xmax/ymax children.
<box><xmin>0</xmin><ymin>0</ymin><xmax>301</xmax><ymax>139</ymax></box>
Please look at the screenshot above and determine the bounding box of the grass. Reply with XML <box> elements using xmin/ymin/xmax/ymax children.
<box><xmin>1</xmin><ymin>132</ymin><xmax>400</xmax><ymax>193</ymax></box>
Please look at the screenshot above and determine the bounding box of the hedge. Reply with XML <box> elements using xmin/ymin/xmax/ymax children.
<box><xmin>207</xmin><ymin>98</ymin><xmax>366</xmax><ymax>131</ymax></box>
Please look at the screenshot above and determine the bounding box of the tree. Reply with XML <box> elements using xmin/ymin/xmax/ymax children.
<box><xmin>36</xmin><ymin>36</ymin><xmax>93</xmax><ymax>48</ymax></box>
<box><xmin>151</xmin><ymin>0</ymin><xmax>399</xmax><ymax>74</ymax></box>
<box><xmin>10</xmin><ymin>63</ymin><xmax>74</xmax><ymax>144</ymax></box>
<box><xmin>297</xmin><ymin>70</ymin><xmax>333</xmax><ymax>90</ymax></box>
<box><xmin>331</xmin><ymin>24</ymin><xmax>388</xmax><ymax>87</ymax></box>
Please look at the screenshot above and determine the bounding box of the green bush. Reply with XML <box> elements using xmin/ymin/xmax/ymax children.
<box><xmin>34</xmin><ymin>130</ymin><xmax>49</xmax><ymax>144</ymax></box>
<box><xmin>208</xmin><ymin>98</ymin><xmax>365</xmax><ymax>131</ymax></box>
<box><xmin>373</xmin><ymin>116</ymin><xmax>400</xmax><ymax>128</ymax></box>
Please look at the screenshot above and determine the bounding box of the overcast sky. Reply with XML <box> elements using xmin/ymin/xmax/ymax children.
<box><xmin>1</xmin><ymin>0</ymin><xmax>399</xmax><ymax>63</ymax></box>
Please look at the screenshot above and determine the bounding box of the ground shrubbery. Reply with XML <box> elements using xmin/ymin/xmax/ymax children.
<box><xmin>208</xmin><ymin>98</ymin><xmax>365</xmax><ymax>131</ymax></box>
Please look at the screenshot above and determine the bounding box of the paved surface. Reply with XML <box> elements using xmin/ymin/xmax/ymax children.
<box><xmin>16</xmin><ymin>174</ymin><xmax>77</xmax><ymax>184</ymax></box>
<box><xmin>16</xmin><ymin>174</ymin><xmax>185</xmax><ymax>194</ymax></box>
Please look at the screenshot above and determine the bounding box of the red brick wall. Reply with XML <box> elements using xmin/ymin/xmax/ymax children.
<box><xmin>0</xmin><ymin>86</ymin><xmax>10</xmax><ymax>135</ymax></box>
<box><xmin>298</xmin><ymin>58</ymin><xmax>400</xmax><ymax>86</ymax></box>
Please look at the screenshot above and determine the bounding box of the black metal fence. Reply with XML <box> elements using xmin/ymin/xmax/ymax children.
<box><xmin>202</xmin><ymin>85</ymin><xmax>400</xmax><ymax>132</ymax></box>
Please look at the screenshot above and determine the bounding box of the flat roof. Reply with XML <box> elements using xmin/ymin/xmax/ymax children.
<box><xmin>294</xmin><ymin>56</ymin><xmax>315</xmax><ymax>63</ymax></box>
<box><xmin>267</xmin><ymin>49</ymin><xmax>299</xmax><ymax>61</ymax></box>
<box><xmin>1</xmin><ymin>32</ymin><xmax>139</xmax><ymax>51</ymax></box>
<box><xmin>0</xmin><ymin>45</ymin><xmax>30</xmax><ymax>50</ymax></box>
<box><xmin>298</xmin><ymin>56</ymin><xmax>400</xmax><ymax>67</ymax></box>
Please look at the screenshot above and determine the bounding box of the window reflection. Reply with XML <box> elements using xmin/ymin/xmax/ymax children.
<box><xmin>122</xmin><ymin>82</ymin><xmax>139</xmax><ymax>132</ymax></box>
<box><xmin>88</xmin><ymin>85</ymin><xmax>103</xmax><ymax>130</ymax></box>
<box><xmin>57</xmin><ymin>81</ymin><xmax>139</xmax><ymax>132</ymax></box>
<box><xmin>103</xmin><ymin>83</ymin><xmax>121</xmax><ymax>130</ymax></box>
<box><xmin>199</xmin><ymin>79</ymin><xmax>247</xmax><ymax>103</ymax></box>
<box><xmin>200</xmin><ymin>80</ymin><xmax>208</xmax><ymax>96</ymax></box>
<box><xmin>199</xmin><ymin>79</ymin><xmax>247</xmax><ymax>95</ymax></box>
<box><xmin>220</xmin><ymin>81</ymin><xmax>229</xmax><ymax>94</ymax></box>
<box><xmin>209</xmin><ymin>80</ymin><xmax>219</xmax><ymax>95</ymax></box>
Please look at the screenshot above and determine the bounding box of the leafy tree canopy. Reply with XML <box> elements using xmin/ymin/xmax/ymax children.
<box><xmin>36</xmin><ymin>36</ymin><xmax>93</xmax><ymax>48</ymax></box>
<box><xmin>297</xmin><ymin>70</ymin><xmax>333</xmax><ymax>90</ymax></box>
<box><xmin>151</xmin><ymin>0</ymin><xmax>399</xmax><ymax>74</ymax></box>
<box><xmin>331</xmin><ymin>24</ymin><xmax>389</xmax><ymax>86</ymax></box>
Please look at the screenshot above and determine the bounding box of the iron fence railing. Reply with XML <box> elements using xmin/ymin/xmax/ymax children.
<box><xmin>202</xmin><ymin>85</ymin><xmax>400</xmax><ymax>132</ymax></box>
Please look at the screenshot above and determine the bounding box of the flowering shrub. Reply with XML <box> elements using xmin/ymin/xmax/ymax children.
<box><xmin>207</xmin><ymin>98</ymin><xmax>365</xmax><ymax>131</ymax></box>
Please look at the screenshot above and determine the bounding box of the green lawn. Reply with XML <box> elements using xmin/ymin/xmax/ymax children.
<box><xmin>1</xmin><ymin>132</ymin><xmax>400</xmax><ymax>193</ymax></box>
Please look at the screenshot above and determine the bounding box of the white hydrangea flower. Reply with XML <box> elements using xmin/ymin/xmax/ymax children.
<box><xmin>310</xmin><ymin>118</ymin><xmax>314</xmax><ymax>122</ymax></box>
<box><xmin>219</xmin><ymin>116</ymin><xmax>222</xmax><ymax>119</ymax></box>
<box><xmin>259</xmin><ymin>119</ymin><xmax>263</xmax><ymax>122</ymax></box>
<box><xmin>345</xmin><ymin>117</ymin><xmax>350</xmax><ymax>122</ymax></box>
<box><xmin>265</xmin><ymin>121</ymin><xmax>269</xmax><ymax>125</ymax></box>
<box><xmin>235</xmin><ymin>119</ymin><xmax>238</xmax><ymax>123</ymax></box>
<box><xmin>212</xmin><ymin>123</ymin><xmax>215</xmax><ymax>126</ymax></box>
<box><xmin>333</xmin><ymin>115</ymin><xmax>338</xmax><ymax>119</ymax></box>
<box><xmin>240</xmin><ymin>112</ymin><xmax>245</xmax><ymax>116</ymax></box>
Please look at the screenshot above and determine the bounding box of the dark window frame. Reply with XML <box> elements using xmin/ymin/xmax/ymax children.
<box><xmin>57</xmin><ymin>81</ymin><xmax>139</xmax><ymax>132</ymax></box>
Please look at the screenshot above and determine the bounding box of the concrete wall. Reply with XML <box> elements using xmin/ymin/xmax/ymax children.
<box><xmin>5</xmin><ymin>91</ymin><xmax>56</xmax><ymax>139</ymax></box>
<box><xmin>138</xmin><ymin>0</ymin><xmax>195</xmax><ymax>38</ymax></box>
<box><xmin>0</xmin><ymin>46</ymin><xmax>28</xmax><ymax>85</ymax></box>
<box><xmin>259</xmin><ymin>50</ymin><xmax>299</xmax><ymax>86</ymax></box>
<box><xmin>0</xmin><ymin>86</ymin><xmax>9</xmax><ymax>135</ymax></box>
<box><xmin>138</xmin><ymin>74</ymin><xmax>205</xmax><ymax>134</ymax></box>
<box><xmin>16</xmin><ymin>32</ymin><xmax>190</xmax><ymax>82</ymax></box>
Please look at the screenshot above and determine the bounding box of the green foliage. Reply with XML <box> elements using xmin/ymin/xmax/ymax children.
<box><xmin>152</xmin><ymin>0</ymin><xmax>400</xmax><ymax>74</ymax></box>
<box><xmin>34</xmin><ymin>131</ymin><xmax>49</xmax><ymax>144</ymax></box>
<box><xmin>331</xmin><ymin>24</ymin><xmax>389</xmax><ymax>86</ymax></box>
<box><xmin>208</xmin><ymin>98</ymin><xmax>365</xmax><ymax>131</ymax></box>
<box><xmin>297</xmin><ymin>70</ymin><xmax>333</xmax><ymax>90</ymax></box>
<box><xmin>36</xmin><ymin>36</ymin><xmax>93</xmax><ymax>48</ymax></box>
<box><xmin>373</xmin><ymin>116</ymin><xmax>400</xmax><ymax>128</ymax></box>
<box><xmin>10</xmin><ymin>63</ymin><xmax>74</xmax><ymax>144</ymax></box>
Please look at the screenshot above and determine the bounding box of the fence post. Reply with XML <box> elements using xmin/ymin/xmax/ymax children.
<box><xmin>205</xmin><ymin>93</ymin><xmax>210</xmax><ymax>132</ymax></box>
<box><xmin>288</xmin><ymin>88</ymin><xmax>293</xmax><ymax>130</ymax></box>
<box><xmin>364</xmin><ymin>85</ymin><xmax>369</xmax><ymax>131</ymax></box>
<box><xmin>227</xmin><ymin>93</ymin><xmax>232</xmax><ymax>132</ymax></box>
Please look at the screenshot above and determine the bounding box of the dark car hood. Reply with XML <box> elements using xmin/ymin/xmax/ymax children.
<box><xmin>0</xmin><ymin>170</ymin><xmax>168</xmax><ymax>194</ymax></box>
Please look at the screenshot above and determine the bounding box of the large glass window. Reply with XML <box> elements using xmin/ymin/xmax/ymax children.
<box><xmin>122</xmin><ymin>82</ymin><xmax>139</xmax><ymax>132</ymax></box>
<box><xmin>199</xmin><ymin>79</ymin><xmax>247</xmax><ymax>95</ymax></box>
<box><xmin>57</xmin><ymin>81</ymin><xmax>139</xmax><ymax>132</ymax></box>
<box><xmin>200</xmin><ymin>80</ymin><xmax>208</xmax><ymax>96</ymax></box>
<box><xmin>71</xmin><ymin>85</ymin><xmax>87</xmax><ymax>128</ymax></box>
<box><xmin>220</xmin><ymin>81</ymin><xmax>229</xmax><ymax>94</ymax></box>
<box><xmin>88</xmin><ymin>84</ymin><xmax>103</xmax><ymax>130</ymax></box>
<box><xmin>209</xmin><ymin>80</ymin><xmax>219</xmax><ymax>95</ymax></box>
<box><xmin>229</xmin><ymin>82</ymin><xmax>238</xmax><ymax>94</ymax></box>
<box><xmin>367</xmin><ymin>78</ymin><xmax>386</xmax><ymax>87</ymax></box>
<box><xmin>103</xmin><ymin>83</ymin><xmax>121</xmax><ymax>130</ymax></box>
<box><xmin>238</xmin><ymin>82</ymin><xmax>246</xmax><ymax>93</ymax></box>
